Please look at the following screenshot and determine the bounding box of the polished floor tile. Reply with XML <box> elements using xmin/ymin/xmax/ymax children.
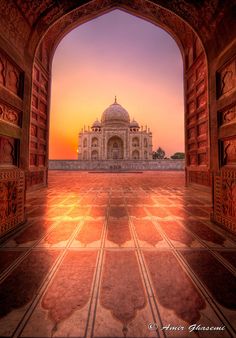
<box><xmin>0</xmin><ymin>171</ymin><xmax>235</xmax><ymax>338</ymax></box>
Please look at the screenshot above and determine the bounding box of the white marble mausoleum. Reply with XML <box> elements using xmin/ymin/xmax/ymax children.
<box><xmin>78</xmin><ymin>98</ymin><xmax>153</xmax><ymax>161</ymax></box>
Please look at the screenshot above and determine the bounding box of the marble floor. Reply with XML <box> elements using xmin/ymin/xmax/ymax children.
<box><xmin>0</xmin><ymin>171</ymin><xmax>235</xmax><ymax>338</ymax></box>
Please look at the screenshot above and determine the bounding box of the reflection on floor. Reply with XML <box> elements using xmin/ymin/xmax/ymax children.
<box><xmin>0</xmin><ymin>171</ymin><xmax>235</xmax><ymax>338</ymax></box>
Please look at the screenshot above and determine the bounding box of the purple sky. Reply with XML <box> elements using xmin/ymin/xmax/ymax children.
<box><xmin>50</xmin><ymin>9</ymin><xmax>184</xmax><ymax>159</ymax></box>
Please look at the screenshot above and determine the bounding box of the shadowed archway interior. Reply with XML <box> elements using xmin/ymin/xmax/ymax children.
<box><xmin>107</xmin><ymin>136</ymin><xmax>124</xmax><ymax>160</ymax></box>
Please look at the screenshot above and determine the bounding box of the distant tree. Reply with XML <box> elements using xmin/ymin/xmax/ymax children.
<box><xmin>152</xmin><ymin>147</ymin><xmax>165</xmax><ymax>159</ymax></box>
<box><xmin>171</xmin><ymin>152</ymin><xmax>185</xmax><ymax>159</ymax></box>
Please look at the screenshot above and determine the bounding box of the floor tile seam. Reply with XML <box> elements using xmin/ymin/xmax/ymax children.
<box><xmin>26</xmin><ymin>203</ymin><xmax>67</xmax><ymax>215</ymax></box>
<box><xmin>84</xmin><ymin>194</ymin><xmax>110</xmax><ymax>338</ymax></box>
<box><xmin>189</xmin><ymin>215</ymin><xmax>235</xmax><ymax>242</ymax></box>
<box><xmin>0</xmin><ymin>218</ymin><xmax>39</xmax><ymax>247</ymax></box>
<box><xmin>151</xmin><ymin>217</ymin><xmax>236</xmax><ymax>337</ymax></box>
<box><xmin>203</xmin><ymin>220</ymin><xmax>236</xmax><ymax>244</ymax></box>
<box><xmin>125</xmin><ymin>205</ymin><xmax>164</xmax><ymax>338</ymax></box>
<box><xmin>172</xmin><ymin>218</ymin><xmax>236</xmax><ymax>275</ymax></box>
<box><xmin>11</xmin><ymin>219</ymin><xmax>85</xmax><ymax>338</ymax></box>
<box><xmin>0</xmin><ymin>218</ymin><xmax>65</xmax><ymax>283</ymax></box>
<box><xmin>27</xmin><ymin>203</ymin><xmax>76</xmax><ymax>221</ymax></box>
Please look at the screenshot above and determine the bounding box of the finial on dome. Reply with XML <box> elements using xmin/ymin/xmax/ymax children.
<box><xmin>114</xmin><ymin>96</ymin><xmax>117</xmax><ymax>103</ymax></box>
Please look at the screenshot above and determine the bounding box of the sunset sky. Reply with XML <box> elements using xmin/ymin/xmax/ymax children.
<box><xmin>49</xmin><ymin>9</ymin><xmax>184</xmax><ymax>159</ymax></box>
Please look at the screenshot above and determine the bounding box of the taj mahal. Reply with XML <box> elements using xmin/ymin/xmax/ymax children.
<box><xmin>78</xmin><ymin>97</ymin><xmax>153</xmax><ymax>161</ymax></box>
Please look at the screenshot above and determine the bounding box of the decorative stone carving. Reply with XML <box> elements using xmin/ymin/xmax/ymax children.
<box><xmin>185</xmin><ymin>52</ymin><xmax>209</xmax><ymax>172</ymax></box>
<box><xmin>223</xmin><ymin>139</ymin><xmax>236</xmax><ymax>166</ymax></box>
<box><xmin>222</xmin><ymin>179</ymin><xmax>236</xmax><ymax>218</ymax></box>
<box><xmin>0</xmin><ymin>50</ymin><xmax>22</xmax><ymax>96</ymax></box>
<box><xmin>188</xmin><ymin>143</ymin><xmax>195</xmax><ymax>150</ymax></box>
<box><xmin>197</xmin><ymin>93</ymin><xmax>206</xmax><ymax>108</ymax></box>
<box><xmin>0</xmin><ymin>57</ymin><xmax>5</xmax><ymax>85</ymax></box>
<box><xmin>26</xmin><ymin>170</ymin><xmax>45</xmax><ymax>187</ymax></box>
<box><xmin>30</xmin><ymin>124</ymin><xmax>37</xmax><ymax>137</ymax></box>
<box><xmin>214</xmin><ymin>169</ymin><xmax>236</xmax><ymax>233</ymax></box>
<box><xmin>188</xmin><ymin>170</ymin><xmax>211</xmax><ymax>186</ymax></box>
<box><xmin>188</xmin><ymin>101</ymin><xmax>195</xmax><ymax>114</ymax></box>
<box><xmin>187</xmin><ymin>75</ymin><xmax>195</xmax><ymax>91</ymax></box>
<box><xmin>189</xmin><ymin>154</ymin><xmax>197</xmax><ymax>165</ymax></box>
<box><xmin>7</xmin><ymin>68</ymin><xmax>19</xmax><ymax>94</ymax></box>
<box><xmin>198</xmin><ymin>152</ymin><xmax>207</xmax><ymax>165</ymax></box>
<box><xmin>196</xmin><ymin>80</ymin><xmax>205</xmax><ymax>94</ymax></box>
<box><xmin>32</xmin><ymin>95</ymin><xmax>38</xmax><ymax>108</ymax></box>
<box><xmin>198</xmin><ymin>140</ymin><xmax>207</xmax><ymax>148</ymax></box>
<box><xmin>197</xmin><ymin>110</ymin><xmax>207</xmax><ymax>121</ymax></box>
<box><xmin>188</xmin><ymin>128</ymin><xmax>195</xmax><ymax>139</ymax></box>
<box><xmin>30</xmin><ymin>154</ymin><xmax>37</xmax><ymax>166</ymax></box>
<box><xmin>0</xmin><ymin>136</ymin><xmax>17</xmax><ymax>166</ymax></box>
<box><xmin>15</xmin><ymin>0</ymin><xmax>55</xmax><ymax>26</ymax></box>
<box><xmin>197</xmin><ymin>122</ymin><xmax>207</xmax><ymax>136</ymax></box>
<box><xmin>221</xmin><ymin>105</ymin><xmax>236</xmax><ymax>125</ymax></box>
<box><xmin>0</xmin><ymin>168</ymin><xmax>25</xmax><ymax>238</ymax></box>
<box><xmin>196</xmin><ymin>63</ymin><xmax>206</xmax><ymax>80</ymax></box>
<box><xmin>30</xmin><ymin>60</ymin><xmax>49</xmax><ymax>173</ymax></box>
<box><xmin>187</xmin><ymin>116</ymin><xmax>196</xmax><ymax>126</ymax></box>
<box><xmin>218</xmin><ymin>58</ymin><xmax>236</xmax><ymax>97</ymax></box>
<box><xmin>0</xmin><ymin>100</ymin><xmax>21</xmax><ymax>126</ymax></box>
<box><xmin>0</xmin><ymin>1</ymin><xmax>30</xmax><ymax>53</ymax></box>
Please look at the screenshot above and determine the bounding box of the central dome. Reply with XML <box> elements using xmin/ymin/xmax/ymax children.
<box><xmin>101</xmin><ymin>97</ymin><xmax>130</xmax><ymax>127</ymax></box>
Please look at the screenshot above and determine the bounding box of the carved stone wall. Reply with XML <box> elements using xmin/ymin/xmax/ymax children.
<box><xmin>217</xmin><ymin>58</ymin><xmax>236</xmax><ymax>98</ymax></box>
<box><xmin>214</xmin><ymin>170</ymin><xmax>236</xmax><ymax>233</ymax></box>
<box><xmin>219</xmin><ymin>104</ymin><xmax>236</xmax><ymax>125</ymax></box>
<box><xmin>0</xmin><ymin>47</ymin><xmax>26</xmax><ymax>238</ymax></box>
<box><xmin>213</xmin><ymin>55</ymin><xmax>236</xmax><ymax>232</ymax></box>
<box><xmin>0</xmin><ymin>50</ymin><xmax>23</xmax><ymax>97</ymax></box>
<box><xmin>188</xmin><ymin>170</ymin><xmax>212</xmax><ymax>187</ymax></box>
<box><xmin>0</xmin><ymin>168</ymin><xmax>25</xmax><ymax>238</ymax></box>
<box><xmin>185</xmin><ymin>42</ymin><xmax>210</xmax><ymax>186</ymax></box>
<box><xmin>0</xmin><ymin>100</ymin><xmax>22</xmax><ymax>127</ymax></box>
<box><xmin>28</xmin><ymin>51</ymin><xmax>49</xmax><ymax>187</ymax></box>
<box><xmin>0</xmin><ymin>135</ymin><xmax>18</xmax><ymax>166</ymax></box>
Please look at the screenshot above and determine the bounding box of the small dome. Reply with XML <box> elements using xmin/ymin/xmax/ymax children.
<box><xmin>130</xmin><ymin>119</ymin><xmax>139</xmax><ymax>128</ymax></box>
<box><xmin>92</xmin><ymin>119</ymin><xmax>101</xmax><ymax>128</ymax></box>
<box><xmin>101</xmin><ymin>97</ymin><xmax>130</xmax><ymax>127</ymax></box>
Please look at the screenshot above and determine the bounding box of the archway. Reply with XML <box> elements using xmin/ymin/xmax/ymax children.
<box><xmin>91</xmin><ymin>150</ymin><xmax>99</xmax><ymax>160</ymax></box>
<box><xmin>29</xmin><ymin>1</ymin><xmax>210</xmax><ymax>186</ymax></box>
<box><xmin>26</xmin><ymin>1</ymin><xmax>221</xmax><ymax>227</ymax></box>
<box><xmin>107</xmin><ymin>136</ymin><xmax>124</xmax><ymax>160</ymax></box>
<box><xmin>0</xmin><ymin>0</ymin><xmax>235</xmax><ymax>236</ymax></box>
<box><xmin>91</xmin><ymin>137</ymin><xmax>99</xmax><ymax>148</ymax></box>
<box><xmin>0</xmin><ymin>1</ymin><xmax>236</xmax><ymax>336</ymax></box>
<box><xmin>132</xmin><ymin>150</ymin><xmax>140</xmax><ymax>160</ymax></box>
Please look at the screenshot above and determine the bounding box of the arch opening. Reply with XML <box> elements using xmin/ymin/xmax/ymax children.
<box><xmin>107</xmin><ymin>136</ymin><xmax>124</xmax><ymax>160</ymax></box>
<box><xmin>29</xmin><ymin>1</ymin><xmax>210</xmax><ymax>190</ymax></box>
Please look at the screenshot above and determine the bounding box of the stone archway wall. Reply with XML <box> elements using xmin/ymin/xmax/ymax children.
<box><xmin>29</xmin><ymin>0</ymin><xmax>210</xmax><ymax>188</ymax></box>
<box><xmin>0</xmin><ymin>0</ymin><xmax>236</xmax><ymax>236</ymax></box>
